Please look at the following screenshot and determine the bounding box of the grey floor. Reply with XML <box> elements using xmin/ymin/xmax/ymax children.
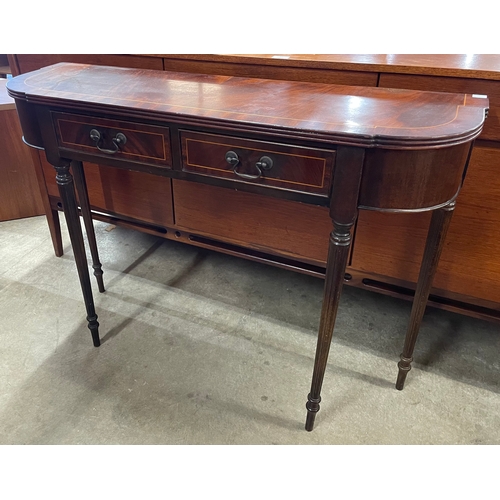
<box><xmin>0</xmin><ymin>215</ymin><xmax>499</xmax><ymax>445</ymax></box>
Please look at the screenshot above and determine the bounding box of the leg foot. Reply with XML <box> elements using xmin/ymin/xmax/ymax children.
<box><xmin>305</xmin><ymin>395</ymin><xmax>321</xmax><ymax>431</ymax></box>
<box><xmin>92</xmin><ymin>265</ymin><xmax>105</xmax><ymax>294</ymax></box>
<box><xmin>88</xmin><ymin>314</ymin><xmax>101</xmax><ymax>347</ymax></box>
<box><xmin>396</xmin><ymin>356</ymin><xmax>412</xmax><ymax>390</ymax></box>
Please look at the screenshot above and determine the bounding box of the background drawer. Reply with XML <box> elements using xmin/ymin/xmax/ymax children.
<box><xmin>41</xmin><ymin>157</ymin><xmax>174</xmax><ymax>227</ymax></box>
<box><xmin>173</xmin><ymin>179</ymin><xmax>332</xmax><ymax>264</ymax></box>
<box><xmin>12</xmin><ymin>54</ymin><xmax>164</xmax><ymax>74</ymax></box>
<box><xmin>53</xmin><ymin>112</ymin><xmax>172</xmax><ymax>169</ymax></box>
<box><xmin>180</xmin><ymin>131</ymin><xmax>335</xmax><ymax>196</ymax></box>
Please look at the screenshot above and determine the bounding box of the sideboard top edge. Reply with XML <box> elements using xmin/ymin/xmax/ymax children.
<box><xmin>157</xmin><ymin>54</ymin><xmax>500</xmax><ymax>81</ymax></box>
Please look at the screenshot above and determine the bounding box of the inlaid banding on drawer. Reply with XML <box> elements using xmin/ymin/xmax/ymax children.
<box><xmin>180</xmin><ymin>130</ymin><xmax>335</xmax><ymax>196</ymax></box>
<box><xmin>53</xmin><ymin>112</ymin><xmax>172</xmax><ymax>168</ymax></box>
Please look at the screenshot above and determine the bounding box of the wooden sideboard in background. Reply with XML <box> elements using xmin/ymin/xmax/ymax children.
<box><xmin>0</xmin><ymin>77</ymin><xmax>44</xmax><ymax>221</ymax></box>
<box><xmin>8</xmin><ymin>54</ymin><xmax>500</xmax><ymax>322</ymax></box>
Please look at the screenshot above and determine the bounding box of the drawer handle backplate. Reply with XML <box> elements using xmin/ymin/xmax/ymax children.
<box><xmin>90</xmin><ymin>129</ymin><xmax>127</xmax><ymax>155</ymax></box>
<box><xmin>256</xmin><ymin>156</ymin><xmax>274</xmax><ymax>171</ymax></box>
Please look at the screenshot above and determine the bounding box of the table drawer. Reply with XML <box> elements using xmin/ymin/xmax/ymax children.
<box><xmin>180</xmin><ymin>131</ymin><xmax>335</xmax><ymax>196</ymax></box>
<box><xmin>53</xmin><ymin>112</ymin><xmax>172</xmax><ymax>169</ymax></box>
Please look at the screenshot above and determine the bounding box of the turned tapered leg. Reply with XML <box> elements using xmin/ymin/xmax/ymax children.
<box><xmin>396</xmin><ymin>201</ymin><xmax>456</xmax><ymax>390</ymax></box>
<box><xmin>305</xmin><ymin>223</ymin><xmax>354</xmax><ymax>431</ymax></box>
<box><xmin>71</xmin><ymin>160</ymin><xmax>105</xmax><ymax>293</ymax></box>
<box><xmin>305</xmin><ymin>146</ymin><xmax>365</xmax><ymax>431</ymax></box>
<box><xmin>54</xmin><ymin>161</ymin><xmax>100</xmax><ymax>347</ymax></box>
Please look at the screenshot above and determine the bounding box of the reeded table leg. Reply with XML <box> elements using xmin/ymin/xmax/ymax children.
<box><xmin>54</xmin><ymin>161</ymin><xmax>100</xmax><ymax>347</ymax></box>
<box><xmin>396</xmin><ymin>201</ymin><xmax>456</xmax><ymax>390</ymax></box>
<box><xmin>72</xmin><ymin>160</ymin><xmax>105</xmax><ymax>293</ymax></box>
<box><xmin>305</xmin><ymin>146</ymin><xmax>365</xmax><ymax>431</ymax></box>
<box><xmin>306</xmin><ymin>223</ymin><xmax>353</xmax><ymax>431</ymax></box>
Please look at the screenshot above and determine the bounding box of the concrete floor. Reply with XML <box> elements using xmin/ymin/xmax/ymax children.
<box><xmin>0</xmin><ymin>215</ymin><xmax>499</xmax><ymax>445</ymax></box>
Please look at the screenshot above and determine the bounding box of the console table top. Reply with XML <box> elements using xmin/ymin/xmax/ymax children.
<box><xmin>7</xmin><ymin>62</ymin><xmax>488</xmax><ymax>149</ymax></box>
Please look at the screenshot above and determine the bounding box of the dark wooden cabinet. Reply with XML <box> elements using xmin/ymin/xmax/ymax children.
<box><xmin>9</xmin><ymin>54</ymin><xmax>500</xmax><ymax>321</ymax></box>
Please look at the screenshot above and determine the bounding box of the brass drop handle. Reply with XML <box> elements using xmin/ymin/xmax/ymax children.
<box><xmin>226</xmin><ymin>150</ymin><xmax>259</xmax><ymax>180</ymax></box>
<box><xmin>227</xmin><ymin>152</ymin><xmax>274</xmax><ymax>180</ymax></box>
<box><xmin>90</xmin><ymin>129</ymin><xmax>127</xmax><ymax>154</ymax></box>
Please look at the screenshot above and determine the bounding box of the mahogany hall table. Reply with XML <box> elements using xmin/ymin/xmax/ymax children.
<box><xmin>7</xmin><ymin>63</ymin><xmax>488</xmax><ymax>431</ymax></box>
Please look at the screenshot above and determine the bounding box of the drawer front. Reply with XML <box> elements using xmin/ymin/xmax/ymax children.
<box><xmin>53</xmin><ymin>112</ymin><xmax>172</xmax><ymax>169</ymax></box>
<box><xmin>180</xmin><ymin>131</ymin><xmax>335</xmax><ymax>196</ymax></box>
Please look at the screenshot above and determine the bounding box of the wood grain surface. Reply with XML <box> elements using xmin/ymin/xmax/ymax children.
<box><xmin>0</xmin><ymin>79</ymin><xmax>44</xmax><ymax>221</ymax></box>
<box><xmin>6</xmin><ymin>63</ymin><xmax>488</xmax><ymax>149</ymax></box>
<box><xmin>41</xmin><ymin>157</ymin><xmax>174</xmax><ymax>227</ymax></box>
<box><xmin>173</xmin><ymin>179</ymin><xmax>332</xmax><ymax>264</ymax></box>
<box><xmin>160</xmin><ymin>54</ymin><xmax>500</xmax><ymax>80</ymax></box>
<box><xmin>11</xmin><ymin>54</ymin><xmax>163</xmax><ymax>75</ymax></box>
<box><xmin>351</xmin><ymin>144</ymin><xmax>500</xmax><ymax>304</ymax></box>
